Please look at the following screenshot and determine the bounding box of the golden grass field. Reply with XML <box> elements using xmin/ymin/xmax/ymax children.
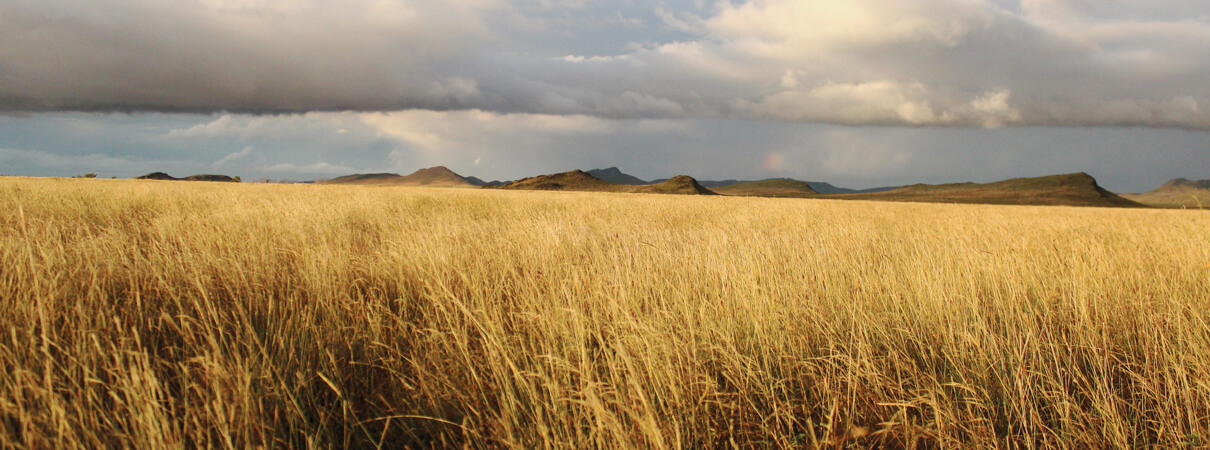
<box><xmin>2</xmin><ymin>177</ymin><xmax>1209</xmax><ymax>448</ymax></box>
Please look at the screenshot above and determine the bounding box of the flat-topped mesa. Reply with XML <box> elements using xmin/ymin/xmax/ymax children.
<box><xmin>712</xmin><ymin>178</ymin><xmax>818</xmax><ymax>196</ymax></box>
<box><xmin>322</xmin><ymin>173</ymin><xmax>401</xmax><ymax>184</ymax></box>
<box><xmin>135</xmin><ymin>172</ymin><xmax>238</xmax><ymax>182</ymax></box>
<box><xmin>183</xmin><ymin>174</ymin><xmax>238</xmax><ymax>182</ymax></box>
<box><xmin>840</xmin><ymin>172</ymin><xmax>1144</xmax><ymax>207</ymax></box>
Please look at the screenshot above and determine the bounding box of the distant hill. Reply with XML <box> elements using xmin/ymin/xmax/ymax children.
<box><xmin>499</xmin><ymin>170</ymin><xmax>621</xmax><ymax>191</ymax></box>
<box><xmin>677</xmin><ymin>178</ymin><xmax>894</xmax><ymax>194</ymax></box>
<box><xmin>399</xmin><ymin>166</ymin><xmax>478</xmax><ymax>187</ymax></box>
<box><xmin>135</xmin><ymin>172</ymin><xmax>238</xmax><ymax>182</ymax></box>
<box><xmin>586</xmin><ymin>167</ymin><xmax>651</xmax><ymax>185</ymax></box>
<box><xmin>634</xmin><ymin>176</ymin><xmax>717</xmax><ymax>195</ymax></box>
<box><xmin>249</xmin><ymin>178</ymin><xmax>307</xmax><ymax>184</ymax></box>
<box><xmin>464</xmin><ymin>176</ymin><xmax>508</xmax><ymax>187</ymax></box>
<box><xmin>807</xmin><ymin>182</ymin><xmax>898</xmax><ymax>194</ymax></box>
<box><xmin>666</xmin><ymin>179</ymin><xmax>738</xmax><ymax>188</ymax></box>
<box><xmin>323</xmin><ymin>173</ymin><xmax>401</xmax><ymax>184</ymax></box>
<box><xmin>1121</xmin><ymin>178</ymin><xmax>1210</xmax><ymax>208</ymax></box>
<box><xmin>323</xmin><ymin>167</ymin><xmax>478</xmax><ymax>188</ymax></box>
<box><xmin>835</xmin><ymin>173</ymin><xmax>1144</xmax><ymax>207</ymax></box>
<box><xmin>184</xmin><ymin>174</ymin><xmax>239</xmax><ymax>182</ymax></box>
<box><xmin>712</xmin><ymin>178</ymin><xmax>819</xmax><ymax>197</ymax></box>
<box><xmin>498</xmin><ymin>170</ymin><xmax>715</xmax><ymax>195</ymax></box>
<box><xmin>136</xmin><ymin>172</ymin><xmax>178</xmax><ymax>180</ymax></box>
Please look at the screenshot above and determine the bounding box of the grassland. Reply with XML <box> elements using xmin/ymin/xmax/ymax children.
<box><xmin>2</xmin><ymin>177</ymin><xmax>1209</xmax><ymax>448</ymax></box>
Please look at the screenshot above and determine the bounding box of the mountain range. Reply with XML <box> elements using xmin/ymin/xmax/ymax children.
<box><xmin>585</xmin><ymin>167</ymin><xmax>895</xmax><ymax>194</ymax></box>
<box><xmin>129</xmin><ymin>166</ymin><xmax>1208</xmax><ymax>209</ymax></box>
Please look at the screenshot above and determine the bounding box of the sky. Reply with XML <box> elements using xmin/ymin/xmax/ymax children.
<box><xmin>1</xmin><ymin>0</ymin><xmax>1208</xmax><ymax>192</ymax></box>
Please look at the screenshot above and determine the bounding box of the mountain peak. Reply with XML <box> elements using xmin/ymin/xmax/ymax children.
<box><xmin>586</xmin><ymin>167</ymin><xmax>649</xmax><ymax>185</ymax></box>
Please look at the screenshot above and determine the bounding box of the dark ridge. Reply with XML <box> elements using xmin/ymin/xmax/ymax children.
<box><xmin>135</xmin><ymin>172</ymin><xmax>179</xmax><ymax>180</ymax></box>
<box><xmin>183</xmin><ymin>174</ymin><xmax>238</xmax><ymax>182</ymax></box>
<box><xmin>586</xmin><ymin>167</ymin><xmax>651</xmax><ymax>185</ymax></box>
<box><xmin>498</xmin><ymin>170</ymin><xmax>618</xmax><ymax>191</ymax></box>
<box><xmin>135</xmin><ymin>172</ymin><xmax>238</xmax><ymax>182</ymax></box>
<box><xmin>464</xmin><ymin>176</ymin><xmax>509</xmax><ymax>187</ymax></box>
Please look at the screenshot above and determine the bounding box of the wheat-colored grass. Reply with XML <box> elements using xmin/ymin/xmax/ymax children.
<box><xmin>1</xmin><ymin>177</ymin><xmax>1208</xmax><ymax>448</ymax></box>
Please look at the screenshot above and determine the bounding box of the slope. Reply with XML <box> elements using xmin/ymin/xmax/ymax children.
<box><xmin>323</xmin><ymin>167</ymin><xmax>478</xmax><ymax>188</ymax></box>
<box><xmin>499</xmin><ymin>171</ymin><xmax>715</xmax><ymax>195</ymax></box>
<box><xmin>587</xmin><ymin>167</ymin><xmax>650</xmax><ymax>185</ymax></box>
<box><xmin>833</xmin><ymin>173</ymin><xmax>1144</xmax><ymax>207</ymax></box>
<box><xmin>1121</xmin><ymin>178</ymin><xmax>1210</xmax><ymax>208</ymax></box>
<box><xmin>712</xmin><ymin>178</ymin><xmax>818</xmax><ymax>197</ymax></box>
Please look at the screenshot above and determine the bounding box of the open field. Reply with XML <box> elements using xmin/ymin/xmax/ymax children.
<box><xmin>2</xmin><ymin>177</ymin><xmax>1209</xmax><ymax>447</ymax></box>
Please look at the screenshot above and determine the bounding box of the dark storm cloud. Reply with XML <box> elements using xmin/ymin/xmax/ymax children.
<box><xmin>0</xmin><ymin>0</ymin><xmax>502</xmax><ymax>113</ymax></box>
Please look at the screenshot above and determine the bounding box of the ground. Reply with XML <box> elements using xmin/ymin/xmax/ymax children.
<box><xmin>2</xmin><ymin>177</ymin><xmax>1208</xmax><ymax>447</ymax></box>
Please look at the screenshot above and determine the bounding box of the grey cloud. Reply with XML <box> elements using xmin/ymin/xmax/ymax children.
<box><xmin>2</xmin><ymin>0</ymin><xmax>1210</xmax><ymax>129</ymax></box>
<box><xmin>0</xmin><ymin>0</ymin><xmax>501</xmax><ymax>113</ymax></box>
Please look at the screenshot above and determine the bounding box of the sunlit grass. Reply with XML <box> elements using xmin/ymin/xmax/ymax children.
<box><xmin>2</xmin><ymin>177</ymin><xmax>1208</xmax><ymax>447</ymax></box>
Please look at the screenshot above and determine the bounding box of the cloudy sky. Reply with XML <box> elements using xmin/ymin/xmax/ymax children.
<box><xmin>1</xmin><ymin>0</ymin><xmax>1207</xmax><ymax>191</ymax></box>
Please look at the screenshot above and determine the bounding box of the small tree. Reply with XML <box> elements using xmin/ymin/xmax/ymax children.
<box><xmin>83</xmin><ymin>173</ymin><xmax>97</xmax><ymax>178</ymax></box>
<box><xmin>233</xmin><ymin>176</ymin><xmax>242</xmax><ymax>183</ymax></box>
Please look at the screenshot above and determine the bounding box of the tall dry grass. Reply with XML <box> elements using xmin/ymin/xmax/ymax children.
<box><xmin>1</xmin><ymin>176</ymin><xmax>1208</xmax><ymax>448</ymax></box>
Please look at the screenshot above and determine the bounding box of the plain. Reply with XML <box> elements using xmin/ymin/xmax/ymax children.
<box><xmin>1</xmin><ymin>177</ymin><xmax>1208</xmax><ymax>448</ymax></box>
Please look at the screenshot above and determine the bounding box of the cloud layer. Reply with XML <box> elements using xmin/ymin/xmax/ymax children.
<box><xmin>2</xmin><ymin>0</ymin><xmax>1209</xmax><ymax>128</ymax></box>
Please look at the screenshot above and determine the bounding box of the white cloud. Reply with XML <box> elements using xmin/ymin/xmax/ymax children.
<box><xmin>359</xmin><ymin>110</ymin><xmax>615</xmax><ymax>152</ymax></box>
<box><xmin>211</xmin><ymin>145</ymin><xmax>253</xmax><ymax>169</ymax></box>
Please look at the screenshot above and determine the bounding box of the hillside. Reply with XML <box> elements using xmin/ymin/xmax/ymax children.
<box><xmin>689</xmin><ymin>178</ymin><xmax>893</xmax><ymax>194</ymax></box>
<box><xmin>587</xmin><ymin>167</ymin><xmax>650</xmax><ymax>185</ymax></box>
<box><xmin>464</xmin><ymin>176</ymin><xmax>508</xmax><ymax>187</ymax></box>
<box><xmin>323</xmin><ymin>167</ymin><xmax>478</xmax><ymax>187</ymax></box>
<box><xmin>135</xmin><ymin>172</ymin><xmax>238</xmax><ymax>182</ymax></box>
<box><xmin>633</xmin><ymin>175</ymin><xmax>717</xmax><ymax>195</ymax></box>
<box><xmin>712</xmin><ymin>178</ymin><xmax>819</xmax><ymax>197</ymax></box>
<box><xmin>1121</xmin><ymin>178</ymin><xmax>1210</xmax><ymax>208</ymax></box>
<box><xmin>834</xmin><ymin>173</ymin><xmax>1145</xmax><ymax>207</ymax></box>
<box><xmin>499</xmin><ymin>170</ymin><xmax>715</xmax><ymax>195</ymax></box>
<box><xmin>322</xmin><ymin>173</ymin><xmax>401</xmax><ymax>185</ymax></box>
<box><xmin>396</xmin><ymin>166</ymin><xmax>478</xmax><ymax>187</ymax></box>
<box><xmin>499</xmin><ymin>170</ymin><xmax>622</xmax><ymax>192</ymax></box>
<box><xmin>807</xmin><ymin>182</ymin><xmax>898</xmax><ymax>194</ymax></box>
